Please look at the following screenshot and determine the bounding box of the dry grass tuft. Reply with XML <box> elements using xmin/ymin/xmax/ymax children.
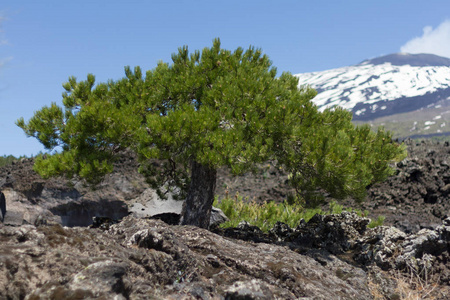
<box><xmin>393</xmin><ymin>270</ymin><xmax>439</xmax><ymax>300</ymax></box>
<box><xmin>368</xmin><ymin>267</ymin><xmax>440</xmax><ymax>300</ymax></box>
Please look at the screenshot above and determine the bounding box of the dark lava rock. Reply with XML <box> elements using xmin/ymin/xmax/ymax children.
<box><xmin>356</xmin><ymin>139</ymin><xmax>450</xmax><ymax>233</ymax></box>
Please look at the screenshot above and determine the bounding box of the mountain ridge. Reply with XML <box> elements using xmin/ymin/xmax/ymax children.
<box><xmin>358</xmin><ymin>52</ymin><xmax>450</xmax><ymax>67</ymax></box>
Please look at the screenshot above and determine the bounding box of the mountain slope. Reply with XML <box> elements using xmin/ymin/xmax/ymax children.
<box><xmin>295</xmin><ymin>53</ymin><xmax>450</xmax><ymax>122</ymax></box>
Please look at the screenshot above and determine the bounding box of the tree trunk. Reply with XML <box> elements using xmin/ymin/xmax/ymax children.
<box><xmin>180</xmin><ymin>160</ymin><xmax>217</xmax><ymax>228</ymax></box>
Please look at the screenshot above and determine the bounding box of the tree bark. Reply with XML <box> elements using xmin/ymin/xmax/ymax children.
<box><xmin>180</xmin><ymin>160</ymin><xmax>217</xmax><ymax>228</ymax></box>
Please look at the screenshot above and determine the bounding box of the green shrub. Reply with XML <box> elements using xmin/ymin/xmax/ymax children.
<box><xmin>214</xmin><ymin>194</ymin><xmax>384</xmax><ymax>232</ymax></box>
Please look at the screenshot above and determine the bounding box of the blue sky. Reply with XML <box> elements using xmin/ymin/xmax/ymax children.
<box><xmin>1</xmin><ymin>0</ymin><xmax>450</xmax><ymax>157</ymax></box>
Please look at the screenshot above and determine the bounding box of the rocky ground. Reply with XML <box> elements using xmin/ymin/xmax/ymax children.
<box><xmin>358</xmin><ymin>139</ymin><xmax>450</xmax><ymax>233</ymax></box>
<box><xmin>217</xmin><ymin>139</ymin><xmax>450</xmax><ymax>234</ymax></box>
<box><xmin>1</xmin><ymin>211</ymin><xmax>450</xmax><ymax>299</ymax></box>
<box><xmin>1</xmin><ymin>139</ymin><xmax>450</xmax><ymax>299</ymax></box>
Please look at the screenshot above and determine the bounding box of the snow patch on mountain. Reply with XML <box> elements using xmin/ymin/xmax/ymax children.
<box><xmin>295</xmin><ymin>53</ymin><xmax>450</xmax><ymax>121</ymax></box>
<box><xmin>296</xmin><ymin>63</ymin><xmax>450</xmax><ymax>111</ymax></box>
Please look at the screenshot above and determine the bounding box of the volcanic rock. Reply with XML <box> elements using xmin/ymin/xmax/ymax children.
<box><xmin>0</xmin><ymin>215</ymin><xmax>374</xmax><ymax>299</ymax></box>
<box><xmin>2</xmin><ymin>212</ymin><xmax>450</xmax><ymax>299</ymax></box>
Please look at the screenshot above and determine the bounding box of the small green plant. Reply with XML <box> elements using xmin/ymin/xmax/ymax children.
<box><xmin>329</xmin><ymin>200</ymin><xmax>369</xmax><ymax>216</ymax></box>
<box><xmin>214</xmin><ymin>194</ymin><xmax>384</xmax><ymax>232</ymax></box>
<box><xmin>214</xmin><ymin>193</ymin><xmax>307</xmax><ymax>231</ymax></box>
<box><xmin>368</xmin><ymin>216</ymin><xmax>385</xmax><ymax>228</ymax></box>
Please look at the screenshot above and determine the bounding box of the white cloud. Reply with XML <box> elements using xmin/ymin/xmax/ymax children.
<box><xmin>400</xmin><ymin>20</ymin><xmax>450</xmax><ymax>58</ymax></box>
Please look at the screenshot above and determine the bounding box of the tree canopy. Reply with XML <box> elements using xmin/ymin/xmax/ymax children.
<box><xmin>17</xmin><ymin>39</ymin><xmax>406</xmax><ymax>228</ymax></box>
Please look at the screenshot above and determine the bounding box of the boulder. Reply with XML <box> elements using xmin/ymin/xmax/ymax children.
<box><xmin>354</xmin><ymin>226</ymin><xmax>407</xmax><ymax>270</ymax></box>
<box><xmin>291</xmin><ymin>212</ymin><xmax>370</xmax><ymax>254</ymax></box>
<box><xmin>0</xmin><ymin>180</ymin><xmax>227</xmax><ymax>228</ymax></box>
<box><xmin>129</xmin><ymin>189</ymin><xmax>229</xmax><ymax>227</ymax></box>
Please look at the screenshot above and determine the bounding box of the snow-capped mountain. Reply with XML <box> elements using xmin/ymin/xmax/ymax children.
<box><xmin>295</xmin><ymin>53</ymin><xmax>450</xmax><ymax>121</ymax></box>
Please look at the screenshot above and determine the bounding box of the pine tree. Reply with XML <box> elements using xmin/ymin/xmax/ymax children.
<box><xmin>17</xmin><ymin>39</ymin><xmax>406</xmax><ymax>228</ymax></box>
